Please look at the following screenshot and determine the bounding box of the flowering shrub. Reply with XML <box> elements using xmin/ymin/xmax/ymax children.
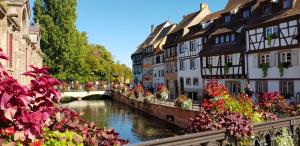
<box><xmin>84</xmin><ymin>82</ymin><xmax>94</xmax><ymax>92</ymax></box>
<box><xmin>0</xmin><ymin>50</ymin><xmax>127</xmax><ymax>145</ymax></box>
<box><xmin>204</xmin><ymin>81</ymin><xmax>229</xmax><ymax>99</ymax></box>
<box><xmin>98</xmin><ymin>80</ymin><xmax>105</xmax><ymax>90</ymax></box>
<box><xmin>275</xmin><ymin>128</ymin><xmax>294</xmax><ymax>146</ymax></box>
<box><xmin>133</xmin><ymin>84</ymin><xmax>144</xmax><ymax>98</ymax></box>
<box><xmin>156</xmin><ymin>85</ymin><xmax>169</xmax><ymax>101</ymax></box>
<box><xmin>61</xmin><ymin>82</ymin><xmax>69</xmax><ymax>91</ymax></box>
<box><xmin>257</xmin><ymin>92</ymin><xmax>293</xmax><ymax>117</ymax></box>
<box><xmin>175</xmin><ymin>95</ymin><xmax>192</xmax><ymax>110</ymax></box>
<box><xmin>188</xmin><ymin>81</ymin><xmax>286</xmax><ymax>143</ymax></box>
<box><xmin>143</xmin><ymin>91</ymin><xmax>154</xmax><ymax>103</ymax></box>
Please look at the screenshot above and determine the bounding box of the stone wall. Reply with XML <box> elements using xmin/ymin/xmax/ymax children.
<box><xmin>112</xmin><ymin>92</ymin><xmax>199</xmax><ymax>128</ymax></box>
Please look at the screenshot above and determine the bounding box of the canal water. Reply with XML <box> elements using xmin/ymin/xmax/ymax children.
<box><xmin>64</xmin><ymin>99</ymin><xmax>181</xmax><ymax>144</ymax></box>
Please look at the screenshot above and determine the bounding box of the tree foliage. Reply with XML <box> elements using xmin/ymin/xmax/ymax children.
<box><xmin>33</xmin><ymin>0</ymin><xmax>132</xmax><ymax>83</ymax></box>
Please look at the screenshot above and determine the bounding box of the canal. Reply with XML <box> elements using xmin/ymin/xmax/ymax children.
<box><xmin>64</xmin><ymin>99</ymin><xmax>181</xmax><ymax>144</ymax></box>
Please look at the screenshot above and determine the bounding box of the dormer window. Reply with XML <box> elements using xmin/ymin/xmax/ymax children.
<box><xmin>283</xmin><ymin>0</ymin><xmax>292</xmax><ymax>9</ymax></box>
<box><xmin>224</xmin><ymin>15</ymin><xmax>232</xmax><ymax>23</ymax></box>
<box><xmin>263</xmin><ymin>5</ymin><xmax>272</xmax><ymax>14</ymax></box>
<box><xmin>243</xmin><ymin>9</ymin><xmax>251</xmax><ymax>18</ymax></box>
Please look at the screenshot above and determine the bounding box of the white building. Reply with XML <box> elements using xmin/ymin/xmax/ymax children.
<box><xmin>246</xmin><ymin>0</ymin><xmax>300</xmax><ymax>101</ymax></box>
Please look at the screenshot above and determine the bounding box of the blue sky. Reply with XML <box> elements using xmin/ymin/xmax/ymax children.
<box><xmin>30</xmin><ymin>0</ymin><xmax>228</xmax><ymax>67</ymax></box>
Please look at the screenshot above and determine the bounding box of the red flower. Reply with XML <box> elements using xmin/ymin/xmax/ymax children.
<box><xmin>1</xmin><ymin>126</ymin><xmax>15</xmax><ymax>136</ymax></box>
<box><xmin>30</xmin><ymin>139</ymin><xmax>42</xmax><ymax>146</ymax></box>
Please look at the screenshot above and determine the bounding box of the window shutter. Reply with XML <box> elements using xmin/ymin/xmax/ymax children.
<box><xmin>292</xmin><ymin>49</ymin><xmax>298</xmax><ymax>66</ymax></box>
<box><xmin>253</xmin><ymin>54</ymin><xmax>258</xmax><ymax>68</ymax></box>
<box><xmin>203</xmin><ymin>57</ymin><xmax>206</xmax><ymax>67</ymax></box>
<box><xmin>269</xmin><ymin>52</ymin><xmax>277</xmax><ymax>67</ymax></box>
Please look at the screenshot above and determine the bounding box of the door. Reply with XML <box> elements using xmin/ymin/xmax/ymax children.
<box><xmin>179</xmin><ymin>78</ymin><xmax>184</xmax><ymax>95</ymax></box>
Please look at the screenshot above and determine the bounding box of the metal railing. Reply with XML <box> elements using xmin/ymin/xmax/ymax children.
<box><xmin>132</xmin><ymin>115</ymin><xmax>300</xmax><ymax>146</ymax></box>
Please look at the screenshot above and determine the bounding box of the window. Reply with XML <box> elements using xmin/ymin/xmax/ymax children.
<box><xmin>226</xmin><ymin>34</ymin><xmax>230</xmax><ymax>43</ymax></box>
<box><xmin>280</xmin><ymin>52</ymin><xmax>292</xmax><ymax>65</ymax></box>
<box><xmin>190</xmin><ymin>59</ymin><xmax>196</xmax><ymax>70</ymax></box>
<box><xmin>156</xmin><ymin>56</ymin><xmax>161</xmax><ymax>64</ymax></box>
<box><xmin>220</xmin><ymin>36</ymin><xmax>225</xmax><ymax>43</ymax></box>
<box><xmin>226</xmin><ymin>81</ymin><xmax>241</xmax><ymax>95</ymax></box>
<box><xmin>215</xmin><ymin>37</ymin><xmax>219</xmax><ymax>44</ymax></box>
<box><xmin>186</xmin><ymin>78</ymin><xmax>191</xmax><ymax>85</ymax></box>
<box><xmin>264</xmin><ymin>5</ymin><xmax>272</xmax><ymax>14</ymax></box>
<box><xmin>190</xmin><ymin>41</ymin><xmax>195</xmax><ymax>51</ymax></box>
<box><xmin>226</xmin><ymin>55</ymin><xmax>233</xmax><ymax>63</ymax></box>
<box><xmin>180</xmin><ymin>60</ymin><xmax>185</xmax><ymax>70</ymax></box>
<box><xmin>224</xmin><ymin>15</ymin><xmax>231</xmax><ymax>23</ymax></box>
<box><xmin>266</xmin><ymin>26</ymin><xmax>279</xmax><ymax>37</ymax></box>
<box><xmin>179</xmin><ymin>43</ymin><xmax>185</xmax><ymax>53</ymax></box>
<box><xmin>231</xmin><ymin>34</ymin><xmax>236</xmax><ymax>42</ymax></box>
<box><xmin>255</xmin><ymin>81</ymin><xmax>268</xmax><ymax>94</ymax></box>
<box><xmin>207</xmin><ymin>57</ymin><xmax>213</xmax><ymax>65</ymax></box>
<box><xmin>260</xmin><ymin>54</ymin><xmax>270</xmax><ymax>66</ymax></box>
<box><xmin>283</xmin><ymin>0</ymin><xmax>292</xmax><ymax>9</ymax></box>
<box><xmin>280</xmin><ymin>81</ymin><xmax>294</xmax><ymax>98</ymax></box>
<box><xmin>243</xmin><ymin>9</ymin><xmax>251</xmax><ymax>18</ymax></box>
<box><xmin>161</xmin><ymin>70</ymin><xmax>164</xmax><ymax>77</ymax></box>
<box><xmin>193</xmin><ymin>78</ymin><xmax>199</xmax><ymax>86</ymax></box>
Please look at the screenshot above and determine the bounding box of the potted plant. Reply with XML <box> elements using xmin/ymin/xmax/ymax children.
<box><xmin>143</xmin><ymin>91</ymin><xmax>154</xmax><ymax>103</ymax></box>
<box><xmin>85</xmin><ymin>82</ymin><xmax>94</xmax><ymax>92</ymax></box>
<box><xmin>175</xmin><ymin>95</ymin><xmax>192</xmax><ymax>110</ymax></box>
<box><xmin>156</xmin><ymin>85</ymin><xmax>169</xmax><ymax>101</ymax></box>
<box><xmin>224</xmin><ymin>62</ymin><xmax>232</xmax><ymax>75</ymax></box>
<box><xmin>261</xmin><ymin>63</ymin><xmax>269</xmax><ymax>77</ymax></box>
<box><xmin>98</xmin><ymin>80</ymin><xmax>105</xmax><ymax>90</ymax></box>
<box><xmin>134</xmin><ymin>84</ymin><xmax>144</xmax><ymax>99</ymax></box>
<box><xmin>278</xmin><ymin>63</ymin><xmax>284</xmax><ymax>77</ymax></box>
<box><xmin>207</xmin><ymin>64</ymin><xmax>213</xmax><ymax>74</ymax></box>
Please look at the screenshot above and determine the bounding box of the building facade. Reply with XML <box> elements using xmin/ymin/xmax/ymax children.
<box><xmin>164</xmin><ymin>3</ymin><xmax>210</xmax><ymax>98</ymax></box>
<box><xmin>246</xmin><ymin>0</ymin><xmax>300</xmax><ymax>100</ymax></box>
<box><xmin>0</xmin><ymin>0</ymin><xmax>43</xmax><ymax>85</ymax></box>
<box><xmin>131</xmin><ymin>0</ymin><xmax>300</xmax><ymax>99</ymax></box>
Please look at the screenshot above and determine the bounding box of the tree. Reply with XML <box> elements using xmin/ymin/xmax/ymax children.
<box><xmin>33</xmin><ymin>0</ymin><xmax>87</xmax><ymax>82</ymax></box>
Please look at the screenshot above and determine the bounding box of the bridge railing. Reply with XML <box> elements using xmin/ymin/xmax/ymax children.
<box><xmin>132</xmin><ymin>115</ymin><xmax>300</xmax><ymax>146</ymax></box>
<box><xmin>59</xmin><ymin>83</ymin><xmax>111</xmax><ymax>92</ymax></box>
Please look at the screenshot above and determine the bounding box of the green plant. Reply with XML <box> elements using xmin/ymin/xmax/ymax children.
<box><xmin>267</xmin><ymin>35</ymin><xmax>273</xmax><ymax>46</ymax></box>
<box><xmin>275</xmin><ymin>128</ymin><xmax>294</xmax><ymax>146</ymax></box>
<box><xmin>207</xmin><ymin>64</ymin><xmax>213</xmax><ymax>74</ymax></box>
<box><xmin>43</xmin><ymin>128</ymin><xmax>84</xmax><ymax>146</ymax></box>
<box><xmin>224</xmin><ymin>62</ymin><xmax>231</xmax><ymax>75</ymax></box>
<box><xmin>278</xmin><ymin>63</ymin><xmax>284</xmax><ymax>77</ymax></box>
<box><xmin>261</xmin><ymin>63</ymin><xmax>269</xmax><ymax>77</ymax></box>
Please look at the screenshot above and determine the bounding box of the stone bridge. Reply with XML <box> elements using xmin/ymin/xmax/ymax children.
<box><xmin>61</xmin><ymin>90</ymin><xmax>111</xmax><ymax>99</ymax></box>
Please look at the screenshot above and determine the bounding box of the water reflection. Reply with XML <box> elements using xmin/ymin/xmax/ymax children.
<box><xmin>64</xmin><ymin>100</ymin><xmax>179</xmax><ymax>144</ymax></box>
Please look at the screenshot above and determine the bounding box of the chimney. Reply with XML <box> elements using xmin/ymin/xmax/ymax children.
<box><xmin>200</xmin><ymin>3</ymin><xmax>208</xmax><ymax>11</ymax></box>
<box><xmin>151</xmin><ymin>24</ymin><xmax>155</xmax><ymax>33</ymax></box>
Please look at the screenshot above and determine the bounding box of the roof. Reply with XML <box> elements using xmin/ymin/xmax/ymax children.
<box><xmin>223</xmin><ymin>0</ymin><xmax>256</xmax><ymax>13</ymax></box>
<box><xmin>142</xmin><ymin>21</ymin><xmax>170</xmax><ymax>48</ymax></box>
<box><xmin>169</xmin><ymin>11</ymin><xmax>199</xmax><ymax>34</ymax></box>
<box><xmin>246</xmin><ymin>0</ymin><xmax>300</xmax><ymax>28</ymax></box>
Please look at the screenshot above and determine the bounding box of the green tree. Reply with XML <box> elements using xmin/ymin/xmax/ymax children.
<box><xmin>33</xmin><ymin>0</ymin><xmax>87</xmax><ymax>82</ymax></box>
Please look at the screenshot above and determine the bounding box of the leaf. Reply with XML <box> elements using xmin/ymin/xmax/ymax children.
<box><xmin>14</xmin><ymin>131</ymin><xmax>26</xmax><ymax>142</ymax></box>
<box><xmin>55</xmin><ymin>112</ymin><xmax>65</xmax><ymax>123</ymax></box>
<box><xmin>0</xmin><ymin>93</ymin><xmax>13</xmax><ymax>110</ymax></box>
<box><xmin>4</xmin><ymin>107</ymin><xmax>17</xmax><ymax>121</ymax></box>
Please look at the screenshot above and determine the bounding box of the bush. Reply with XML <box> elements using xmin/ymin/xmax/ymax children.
<box><xmin>275</xmin><ymin>128</ymin><xmax>294</xmax><ymax>146</ymax></box>
<box><xmin>0</xmin><ymin>50</ymin><xmax>127</xmax><ymax>145</ymax></box>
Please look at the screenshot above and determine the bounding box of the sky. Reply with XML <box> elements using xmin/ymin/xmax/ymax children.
<box><xmin>29</xmin><ymin>0</ymin><xmax>228</xmax><ymax>67</ymax></box>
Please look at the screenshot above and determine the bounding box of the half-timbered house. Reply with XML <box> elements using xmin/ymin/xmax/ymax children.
<box><xmin>246</xmin><ymin>0</ymin><xmax>300</xmax><ymax>100</ymax></box>
<box><xmin>153</xmin><ymin>24</ymin><xmax>176</xmax><ymax>89</ymax></box>
<box><xmin>164</xmin><ymin>3</ymin><xmax>210</xmax><ymax>98</ymax></box>
<box><xmin>200</xmin><ymin>0</ymin><xmax>256</xmax><ymax>95</ymax></box>
<box><xmin>177</xmin><ymin>10</ymin><xmax>223</xmax><ymax>99</ymax></box>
